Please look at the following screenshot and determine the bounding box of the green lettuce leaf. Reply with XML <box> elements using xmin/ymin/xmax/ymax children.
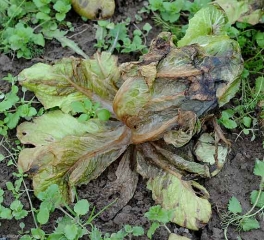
<box><xmin>18</xmin><ymin>52</ymin><xmax>119</xmax><ymax>113</ymax></box>
<box><xmin>178</xmin><ymin>5</ymin><xmax>227</xmax><ymax>47</ymax></box>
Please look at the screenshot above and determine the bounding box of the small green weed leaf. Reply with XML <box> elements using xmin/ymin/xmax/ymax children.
<box><xmin>243</xmin><ymin>129</ymin><xmax>250</xmax><ymax>135</ymax></box>
<box><xmin>13</xmin><ymin>209</ymin><xmax>28</xmax><ymax>220</ymax></box>
<box><xmin>56</xmin><ymin>12</ymin><xmax>66</xmax><ymax>21</ymax></box>
<box><xmin>64</xmin><ymin>224</ymin><xmax>78</xmax><ymax>240</ymax></box>
<box><xmin>147</xmin><ymin>222</ymin><xmax>160</xmax><ymax>239</ymax></box>
<box><xmin>89</xmin><ymin>226</ymin><xmax>102</xmax><ymax>240</ymax></box>
<box><xmin>37</xmin><ymin>207</ymin><xmax>50</xmax><ymax>224</ymax></box>
<box><xmin>222</xmin><ymin>118</ymin><xmax>237</xmax><ymax>129</ymax></box>
<box><xmin>37</xmin><ymin>184</ymin><xmax>63</xmax><ymax>210</ymax></box>
<box><xmin>19</xmin><ymin>222</ymin><xmax>25</xmax><ymax>229</ymax></box>
<box><xmin>32</xmin><ymin>33</ymin><xmax>45</xmax><ymax>47</ymax></box>
<box><xmin>255</xmin><ymin>31</ymin><xmax>264</xmax><ymax>48</ymax></box>
<box><xmin>97</xmin><ymin>109</ymin><xmax>111</xmax><ymax>121</ymax></box>
<box><xmin>47</xmin><ymin>233</ymin><xmax>65</xmax><ymax>240</ymax></box>
<box><xmin>6</xmin><ymin>181</ymin><xmax>15</xmax><ymax>191</ymax></box>
<box><xmin>145</xmin><ymin>205</ymin><xmax>174</xmax><ymax>223</ymax></box>
<box><xmin>109</xmin><ymin>229</ymin><xmax>127</xmax><ymax>239</ymax></box>
<box><xmin>241</xmin><ymin>217</ymin><xmax>260</xmax><ymax>231</ymax></box>
<box><xmin>143</xmin><ymin>23</ymin><xmax>152</xmax><ymax>33</ymax></box>
<box><xmin>83</xmin><ymin>99</ymin><xmax>92</xmax><ymax>110</ymax></box>
<box><xmin>250</xmin><ymin>190</ymin><xmax>264</xmax><ymax>208</ymax></box>
<box><xmin>10</xmin><ymin>200</ymin><xmax>23</xmax><ymax>211</ymax></box>
<box><xmin>149</xmin><ymin>0</ymin><xmax>163</xmax><ymax>11</ymax></box>
<box><xmin>0</xmin><ymin>154</ymin><xmax>5</xmax><ymax>162</ymax></box>
<box><xmin>36</xmin><ymin>12</ymin><xmax>51</xmax><ymax>20</ymax></box>
<box><xmin>132</xmin><ymin>226</ymin><xmax>144</xmax><ymax>236</ymax></box>
<box><xmin>253</xmin><ymin>159</ymin><xmax>264</xmax><ymax>178</ymax></box>
<box><xmin>71</xmin><ymin>101</ymin><xmax>86</xmax><ymax>113</ymax></box>
<box><xmin>78</xmin><ymin>113</ymin><xmax>89</xmax><ymax>122</ymax></box>
<box><xmin>7</xmin><ymin>159</ymin><xmax>14</xmax><ymax>166</ymax></box>
<box><xmin>0</xmin><ymin>206</ymin><xmax>12</xmax><ymax>219</ymax></box>
<box><xmin>53</xmin><ymin>0</ymin><xmax>71</xmax><ymax>13</ymax></box>
<box><xmin>255</xmin><ymin>76</ymin><xmax>264</xmax><ymax>93</ymax></box>
<box><xmin>74</xmin><ymin>199</ymin><xmax>90</xmax><ymax>216</ymax></box>
<box><xmin>228</xmin><ymin>196</ymin><xmax>242</xmax><ymax>214</ymax></box>
<box><xmin>242</xmin><ymin>117</ymin><xmax>252</xmax><ymax>128</ymax></box>
<box><xmin>31</xmin><ymin>228</ymin><xmax>45</xmax><ymax>239</ymax></box>
<box><xmin>124</xmin><ymin>224</ymin><xmax>133</xmax><ymax>233</ymax></box>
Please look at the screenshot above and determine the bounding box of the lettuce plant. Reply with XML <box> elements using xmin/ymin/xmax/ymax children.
<box><xmin>16</xmin><ymin>5</ymin><xmax>243</xmax><ymax>231</ymax></box>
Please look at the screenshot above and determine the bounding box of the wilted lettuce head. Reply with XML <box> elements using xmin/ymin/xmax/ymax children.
<box><xmin>113</xmin><ymin>18</ymin><xmax>243</xmax><ymax>144</ymax></box>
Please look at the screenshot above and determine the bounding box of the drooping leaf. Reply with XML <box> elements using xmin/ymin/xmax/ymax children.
<box><xmin>136</xmin><ymin>143</ymin><xmax>211</xmax><ymax>230</ymax></box>
<box><xmin>17</xmin><ymin>123</ymin><xmax>131</xmax><ymax>202</ymax></box>
<box><xmin>18</xmin><ymin>52</ymin><xmax>120</xmax><ymax>114</ymax></box>
<box><xmin>147</xmin><ymin>172</ymin><xmax>211</xmax><ymax>230</ymax></box>
<box><xmin>17</xmin><ymin>110</ymin><xmax>107</xmax><ymax>146</ymax></box>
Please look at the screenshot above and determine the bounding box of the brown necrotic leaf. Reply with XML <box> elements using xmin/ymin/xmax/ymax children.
<box><xmin>96</xmin><ymin>146</ymin><xmax>139</xmax><ymax>221</ymax></box>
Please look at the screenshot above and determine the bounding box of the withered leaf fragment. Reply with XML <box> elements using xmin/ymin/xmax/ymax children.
<box><xmin>71</xmin><ymin>0</ymin><xmax>115</xmax><ymax>20</ymax></box>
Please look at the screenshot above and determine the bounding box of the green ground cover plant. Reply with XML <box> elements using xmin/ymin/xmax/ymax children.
<box><xmin>0</xmin><ymin>74</ymin><xmax>41</xmax><ymax>136</ymax></box>
<box><xmin>0</xmin><ymin>0</ymin><xmax>72</xmax><ymax>59</ymax></box>
<box><xmin>94</xmin><ymin>19</ymin><xmax>152</xmax><ymax>54</ymax></box>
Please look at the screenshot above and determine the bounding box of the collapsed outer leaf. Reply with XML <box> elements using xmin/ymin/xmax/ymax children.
<box><xmin>18</xmin><ymin>123</ymin><xmax>131</xmax><ymax>201</ymax></box>
<box><xmin>136</xmin><ymin>143</ymin><xmax>211</xmax><ymax>230</ymax></box>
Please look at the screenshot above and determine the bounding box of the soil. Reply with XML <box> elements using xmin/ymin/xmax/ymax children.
<box><xmin>0</xmin><ymin>1</ymin><xmax>263</xmax><ymax>240</ymax></box>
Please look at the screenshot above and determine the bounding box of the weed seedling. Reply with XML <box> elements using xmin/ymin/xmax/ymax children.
<box><xmin>94</xmin><ymin>19</ymin><xmax>152</xmax><ymax>54</ymax></box>
<box><xmin>221</xmin><ymin>159</ymin><xmax>264</xmax><ymax>239</ymax></box>
<box><xmin>144</xmin><ymin>205</ymin><xmax>174</xmax><ymax>239</ymax></box>
<box><xmin>0</xmin><ymin>74</ymin><xmax>41</xmax><ymax>136</ymax></box>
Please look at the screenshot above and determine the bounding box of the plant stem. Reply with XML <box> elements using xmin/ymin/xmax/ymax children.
<box><xmin>58</xmin><ymin>206</ymin><xmax>89</xmax><ymax>232</ymax></box>
<box><xmin>163</xmin><ymin>224</ymin><xmax>171</xmax><ymax>233</ymax></box>
<box><xmin>244</xmin><ymin>178</ymin><xmax>264</xmax><ymax>216</ymax></box>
